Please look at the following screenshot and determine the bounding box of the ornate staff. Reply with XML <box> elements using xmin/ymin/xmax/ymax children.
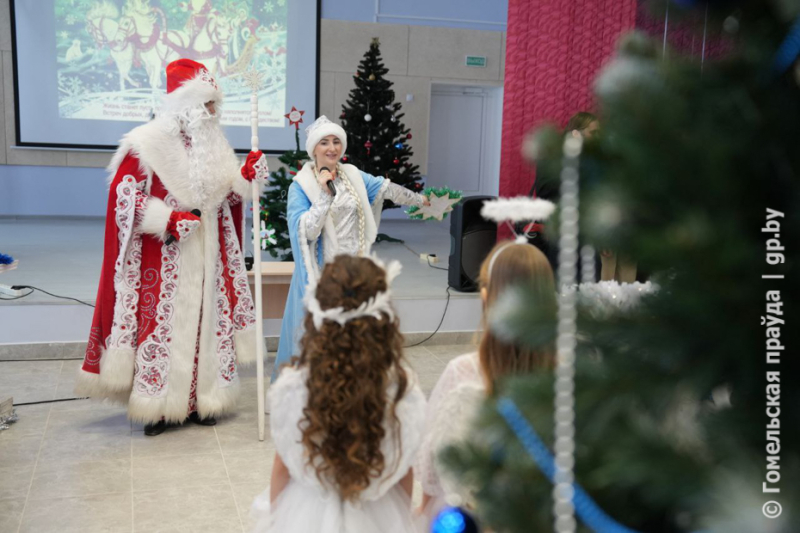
<box><xmin>243</xmin><ymin>68</ymin><xmax>267</xmax><ymax>441</ymax></box>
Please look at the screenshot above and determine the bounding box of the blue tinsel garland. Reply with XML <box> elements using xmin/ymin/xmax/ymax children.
<box><xmin>496</xmin><ymin>397</ymin><xmax>640</xmax><ymax>533</ymax></box>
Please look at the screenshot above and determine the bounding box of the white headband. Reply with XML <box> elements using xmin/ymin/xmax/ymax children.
<box><xmin>481</xmin><ymin>197</ymin><xmax>556</xmax><ymax>279</ymax></box>
<box><xmin>486</xmin><ymin>236</ymin><xmax>530</xmax><ymax>280</ymax></box>
<box><xmin>480</xmin><ymin>196</ymin><xmax>556</xmax><ymax>225</ymax></box>
<box><xmin>304</xmin><ymin>255</ymin><xmax>402</xmax><ymax>330</ymax></box>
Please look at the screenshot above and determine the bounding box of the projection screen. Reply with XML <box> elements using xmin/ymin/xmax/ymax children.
<box><xmin>11</xmin><ymin>0</ymin><xmax>319</xmax><ymax>153</ymax></box>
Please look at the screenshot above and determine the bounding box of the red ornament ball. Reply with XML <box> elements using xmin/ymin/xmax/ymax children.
<box><xmin>406</xmin><ymin>133</ymin><xmax>412</xmax><ymax>139</ymax></box>
<box><xmin>393</xmin><ymin>158</ymin><xmax>400</xmax><ymax>165</ymax></box>
<box><xmin>364</xmin><ymin>141</ymin><xmax>373</xmax><ymax>148</ymax></box>
<box><xmin>341</xmin><ymin>156</ymin><xmax>349</xmax><ymax>162</ymax></box>
<box><xmin>340</xmin><ymin>112</ymin><xmax>345</xmax><ymax>119</ymax></box>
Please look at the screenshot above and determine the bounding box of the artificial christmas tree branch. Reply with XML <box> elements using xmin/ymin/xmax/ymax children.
<box><xmin>443</xmin><ymin>1</ymin><xmax>800</xmax><ymax>531</ymax></box>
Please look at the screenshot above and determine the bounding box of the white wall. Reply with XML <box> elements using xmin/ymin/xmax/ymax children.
<box><xmin>0</xmin><ymin>1</ymin><xmax>505</xmax><ymax>217</ymax></box>
<box><xmin>318</xmin><ymin>21</ymin><xmax>506</xmax><ymax>177</ymax></box>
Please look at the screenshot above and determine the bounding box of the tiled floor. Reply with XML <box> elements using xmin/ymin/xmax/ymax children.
<box><xmin>0</xmin><ymin>344</ymin><xmax>472</xmax><ymax>533</ymax></box>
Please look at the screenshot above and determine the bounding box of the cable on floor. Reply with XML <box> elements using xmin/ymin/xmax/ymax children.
<box><xmin>14</xmin><ymin>397</ymin><xmax>88</xmax><ymax>406</ymax></box>
<box><xmin>426</xmin><ymin>256</ymin><xmax>448</xmax><ymax>271</ymax></box>
<box><xmin>404</xmin><ymin>256</ymin><xmax>453</xmax><ymax>347</ymax></box>
<box><xmin>5</xmin><ymin>285</ymin><xmax>95</xmax><ymax>307</ymax></box>
<box><xmin>405</xmin><ymin>286</ymin><xmax>452</xmax><ymax>348</ymax></box>
<box><xmin>0</xmin><ymin>288</ymin><xmax>35</xmax><ymax>301</ymax></box>
<box><xmin>0</xmin><ymin>358</ymin><xmax>84</xmax><ymax>362</ymax></box>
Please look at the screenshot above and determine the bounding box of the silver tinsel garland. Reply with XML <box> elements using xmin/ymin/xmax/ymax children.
<box><xmin>553</xmin><ymin>132</ymin><xmax>583</xmax><ymax>533</ymax></box>
<box><xmin>0</xmin><ymin>410</ymin><xmax>18</xmax><ymax>431</ymax></box>
<box><xmin>562</xmin><ymin>281</ymin><xmax>659</xmax><ymax>318</ymax></box>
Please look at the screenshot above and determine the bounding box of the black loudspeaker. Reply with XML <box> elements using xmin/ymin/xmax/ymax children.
<box><xmin>448</xmin><ymin>195</ymin><xmax>497</xmax><ymax>292</ymax></box>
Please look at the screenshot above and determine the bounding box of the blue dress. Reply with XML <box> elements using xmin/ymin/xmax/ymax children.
<box><xmin>272</xmin><ymin>170</ymin><xmax>387</xmax><ymax>380</ymax></box>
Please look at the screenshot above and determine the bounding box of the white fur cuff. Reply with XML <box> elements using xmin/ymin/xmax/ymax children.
<box><xmin>99</xmin><ymin>346</ymin><xmax>136</xmax><ymax>392</ymax></box>
<box><xmin>139</xmin><ymin>197</ymin><xmax>173</xmax><ymax>241</ymax></box>
<box><xmin>232</xmin><ymin>171</ymin><xmax>257</xmax><ymax>201</ymax></box>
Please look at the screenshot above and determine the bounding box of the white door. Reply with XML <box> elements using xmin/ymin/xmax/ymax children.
<box><xmin>427</xmin><ymin>85</ymin><xmax>502</xmax><ymax>197</ymax></box>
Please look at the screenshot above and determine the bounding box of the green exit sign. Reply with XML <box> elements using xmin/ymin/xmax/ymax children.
<box><xmin>465</xmin><ymin>56</ymin><xmax>487</xmax><ymax>67</ymax></box>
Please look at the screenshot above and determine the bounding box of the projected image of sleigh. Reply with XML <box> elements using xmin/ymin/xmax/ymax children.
<box><xmin>57</xmin><ymin>0</ymin><xmax>287</xmax><ymax>127</ymax></box>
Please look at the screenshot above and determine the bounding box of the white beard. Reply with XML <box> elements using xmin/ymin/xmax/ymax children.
<box><xmin>168</xmin><ymin>105</ymin><xmax>239</xmax><ymax>209</ymax></box>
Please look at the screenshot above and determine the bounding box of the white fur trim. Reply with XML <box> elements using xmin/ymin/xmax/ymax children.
<box><xmin>234</xmin><ymin>326</ymin><xmax>259</xmax><ymax>365</ymax></box>
<box><xmin>74</xmin><ymin>367</ymin><xmax>103</xmax><ymax>397</ymax></box>
<box><xmin>98</xmin><ymin>346</ymin><xmax>135</xmax><ymax>392</ymax></box>
<box><xmin>481</xmin><ymin>196</ymin><xmax>557</xmax><ymax>223</ymax></box>
<box><xmin>107</xmin><ymin>145</ymin><xmax>153</xmax><ymax>187</ymax></box>
<box><xmin>230</xmin><ymin>168</ymin><xmax>254</xmax><ymax>200</ymax></box>
<box><xmin>126</xmin><ymin>396</ymin><xmax>175</xmax><ymax>425</ymax></box>
<box><xmin>304</xmin><ymin>116</ymin><xmax>347</xmax><ymax>156</ymax></box>
<box><xmin>196</xmin><ymin>379</ymin><xmax>241</xmax><ymax>420</ymax></box>
<box><xmin>294</xmin><ymin>164</ymin><xmax>337</xmax><ymax>268</ymax></box>
<box><xmin>74</xmin><ymin>365</ymin><xmax>131</xmax><ymax>405</ymax></box>
<box><xmin>196</xmin><ymin>213</ymin><xmax>241</xmax><ymax>419</ymax></box>
<box><xmin>106</xmin><ymin>118</ymin><xmax>239</xmax><ymax>210</ymax></box>
<box><xmin>139</xmin><ymin>197</ymin><xmax>173</xmax><ymax>241</ymax></box>
<box><xmin>162</xmin><ymin>219</ymin><xmax>206</xmax><ymax>423</ymax></box>
<box><xmin>160</xmin><ymin>75</ymin><xmax>224</xmax><ymax>116</ymax></box>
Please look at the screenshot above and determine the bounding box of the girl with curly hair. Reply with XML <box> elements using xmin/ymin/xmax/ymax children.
<box><xmin>251</xmin><ymin>255</ymin><xmax>426</xmax><ymax>533</ymax></box>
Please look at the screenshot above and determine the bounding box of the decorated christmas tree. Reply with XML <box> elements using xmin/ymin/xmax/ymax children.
<box><xmin>442</xmin><ymin>1</ymin><xmax>800</xmax><ymax>532</ymax></box>
<box><xmin>258</xmin><ymin>107</ymin><xmax>308</xmax><ymax>261</ymax></box>
<box><xmin>340</xmin><ymin>38</ymin><xmax>424</xmax><ymax>206</ymax></box>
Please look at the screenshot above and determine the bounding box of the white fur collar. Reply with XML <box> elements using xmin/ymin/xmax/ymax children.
<box><xmin>108</xmin><ymin>118</ymin><xmax>239</xmax><ymax>210</ymax></box>
<box><xmin>294</xmin><ymin>163</ymin><xmax>338</xmax><ymax>255</ymax></box>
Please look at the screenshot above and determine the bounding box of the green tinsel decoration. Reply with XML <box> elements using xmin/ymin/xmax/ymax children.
<box><xmin>406</xmin><ymin>186</ymin><xmax>463</xmax><ymax>220</ymax></box>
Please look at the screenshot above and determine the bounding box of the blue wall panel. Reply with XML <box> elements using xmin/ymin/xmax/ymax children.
<box><xmin>323</xmin><ymin>0</ymin><xmax>507</xmax><ymax>30</ymax></box>
<box><xmin>0</xmin><ymin>165</ymin><xmax>109</xmax><ymax>217</ymax></box>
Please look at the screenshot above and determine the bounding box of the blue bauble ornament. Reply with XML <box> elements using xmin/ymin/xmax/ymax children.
<box><xmin>395</xmin><ymin>143</ymin><xmax>403</xmax><ymax>149</ymax></box>
<box><xmin>432</xmin><ymin>507</ymin><xmax>479</xmax><ymax>533</ymax></box>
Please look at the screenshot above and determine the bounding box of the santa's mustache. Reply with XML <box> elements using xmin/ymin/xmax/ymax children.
<box><xmin>160</xmin><ymin>101</ymin><xmax>223</xmax><ymax>135</ymax></box>
<box><xmin>180</xmin><ymin>105</ymin><xmax>220</xmax><ymax>133</ymax></box>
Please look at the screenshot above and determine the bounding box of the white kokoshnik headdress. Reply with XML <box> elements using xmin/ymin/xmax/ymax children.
<box><xmin>481</xmin><ymin>196</ymin><xmax>557</xmax><ymax>278</ymax></box>
<box><xmin>304</xmin><ymin>255</ymin><xmax>402</xmax><ymax>329</ymax></box>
